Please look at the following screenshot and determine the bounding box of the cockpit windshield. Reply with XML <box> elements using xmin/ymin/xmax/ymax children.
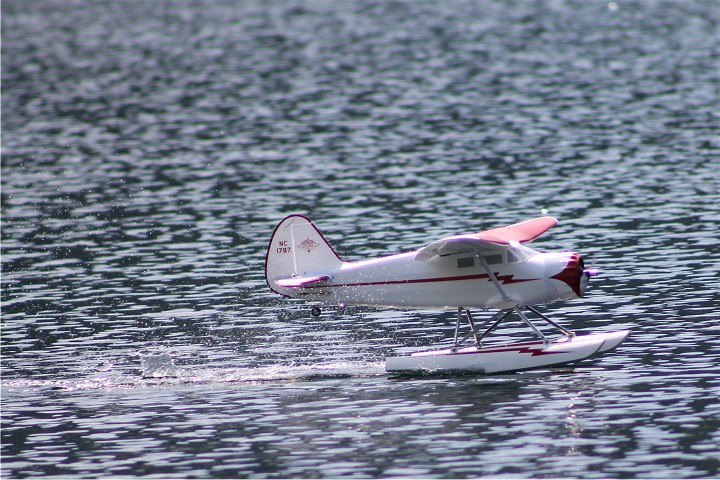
<box><xmin>507</xmin><ymin>244</ymin><xmax>539</xmax><ymax>263</ymax></box>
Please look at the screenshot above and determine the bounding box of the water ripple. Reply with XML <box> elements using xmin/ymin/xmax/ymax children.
<box><xmin>2</xmin><ymin>0</ymin><xmax>719</xmax><ymax>478</ymax></box>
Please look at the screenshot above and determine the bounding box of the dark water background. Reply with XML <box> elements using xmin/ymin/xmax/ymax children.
<box><xmin>2</xmin><ymin>0</ymin><xmax>719</xmax><ymax>478</ymax></box>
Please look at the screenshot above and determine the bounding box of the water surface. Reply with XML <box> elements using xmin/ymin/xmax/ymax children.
<box><xmin>2</xmin><ymin>0</ymin><xmax>719</xmax><ymax>478</ymax></box>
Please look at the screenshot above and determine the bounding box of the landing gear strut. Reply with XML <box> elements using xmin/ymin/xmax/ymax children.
<box><xmin>452</xmin><ymin>306</ymin><xmax>574</xmax><ymax>350</ymax></box>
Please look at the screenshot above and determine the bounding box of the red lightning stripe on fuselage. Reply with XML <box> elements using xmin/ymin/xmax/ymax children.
<box><xmin>292</xmin><ymin>273</ymin><xmax>538</xmax><ymax>289</ymax></box>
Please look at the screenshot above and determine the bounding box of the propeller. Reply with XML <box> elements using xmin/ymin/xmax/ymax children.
<box><xmin>579</xmin><ymin>257</ymin><xmax>598</xmax><ymax>296</ymax></box>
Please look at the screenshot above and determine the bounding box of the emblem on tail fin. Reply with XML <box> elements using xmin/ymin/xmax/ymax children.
<box><xmin>298</xmin><ymin>238</ymin><xmax>319</xmax><ymax>252</ymax></box>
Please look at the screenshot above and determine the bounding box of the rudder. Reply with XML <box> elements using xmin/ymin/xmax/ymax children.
<box><xmin>265</xmin><ymin>215</ymin><xmax>345</xmax><ymax>295</ymax></box>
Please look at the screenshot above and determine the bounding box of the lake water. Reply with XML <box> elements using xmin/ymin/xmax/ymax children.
<box><xmin>2</xmin><ymin>0</ymin><xmax>719</xmax><ymax>478</ymax></box>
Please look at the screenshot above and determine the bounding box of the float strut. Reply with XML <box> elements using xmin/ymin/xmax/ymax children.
<box><xmin>464</xmin><ymin>309</ymin><xmax>481</xmax><ymax>346</ymax></box>
<box><xmin>477</xmin><ymin>309</ymin><xmax>513</xmax><ymax>342</ymax></box>
<box><xmin>453</xmin><ymin>307</ymin><xmax>463</xmax><ymax>348</ymax></box>
<box><xmin>514</xmin><ymin>307</ymin><xmax>547</xmax><ymax>342</ymax></box>
<box><xmin>526</xmin><ymin>306</ymin><xmax>574</xmax><ymax>337</ymax></box>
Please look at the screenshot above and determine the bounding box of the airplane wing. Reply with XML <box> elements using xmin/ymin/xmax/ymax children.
<box><xmin>415</xmin><ymin>216</ymin><xmax>557</xmax><ymax>261</ymax></box>
<box><xmin>275</xmin><ymin>275</ymin><xmax>330</xmax><ymax>288</ymax></box>
<box><xmin>476</xmin><ymin>216</ymin><xmax>557</xmax><ymax>244</ymax></box>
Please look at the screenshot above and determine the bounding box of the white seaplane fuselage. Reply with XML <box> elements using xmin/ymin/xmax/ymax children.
<box><xmin>266</xmin><ymin>215</ymin><xmax>588</xmax><ymax>310</ymax></box>
<box><xmin>280</xmin><ymin>248</ymin><xmax>581</xmax><ymax>310</ymax></box>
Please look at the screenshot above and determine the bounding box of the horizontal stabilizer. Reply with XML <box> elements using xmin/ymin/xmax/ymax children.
<box><xmin>275</xmin><ymin>275</ymin><xmax>330</xmax><ymax>288</ymax></box>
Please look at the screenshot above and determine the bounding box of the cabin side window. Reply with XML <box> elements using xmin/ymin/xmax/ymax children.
<box><xmin>482</xmin><ymin>254</ymin><xmax>503</xmax><ymax>265</ymax></box>
<box><xmin>457</xmin><ymin>257</ymin><xmax>475</xmax><ymax>268</ymax></box>
<box><xmin>458</xmin><ymin>254</ymin><xmax>504</xmax><ymax>268</ymax></box>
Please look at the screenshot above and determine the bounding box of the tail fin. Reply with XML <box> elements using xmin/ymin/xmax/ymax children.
<box><xmin>265</xmin><ymin>215</ymin><xmax>345</xmax><ymax>295</ymax></box>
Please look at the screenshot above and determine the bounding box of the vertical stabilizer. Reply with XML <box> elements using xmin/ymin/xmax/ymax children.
<box><xmin>265</xmin><ymin>215</ymin><xmax>345</xmax><ymax>295</ymax></box>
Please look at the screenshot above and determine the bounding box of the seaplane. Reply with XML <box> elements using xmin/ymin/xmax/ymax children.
<box><xmin>265</xmin><ymin>214</ymin><xmax>629</xmax><ymax>374</ymax></box>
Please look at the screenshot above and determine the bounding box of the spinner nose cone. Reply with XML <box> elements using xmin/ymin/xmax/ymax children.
<box><xmin>551</xmin><ymin>252</ymin><xmax>597</xmax><ymax>297</ymax></box>
<box><xmin>580</xmin><ymin>263</ymin><xmax>598</xmax><ymax>296</ymax></box>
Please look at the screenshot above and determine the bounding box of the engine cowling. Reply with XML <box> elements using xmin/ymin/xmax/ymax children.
<box><xmin>549</xmin><ymin>252</ymin><xmax>598</xmax><ymax>298</ymax></box>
